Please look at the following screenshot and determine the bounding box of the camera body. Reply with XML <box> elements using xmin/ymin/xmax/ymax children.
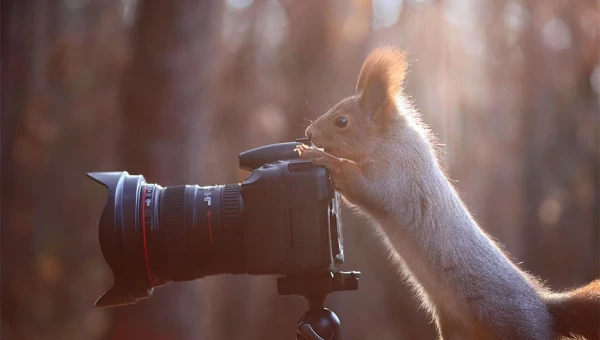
<box><xmin>239</xmin><ymin>157</ymin><xmax>343</xmax><ymax>274</ymax></box>
<box><xmin>88</xmin><ymin>140</ymin><xmax>344</xmax><ymax>307</ymax></box>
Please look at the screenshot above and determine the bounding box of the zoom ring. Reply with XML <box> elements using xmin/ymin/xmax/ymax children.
<box><xmin>161</xmin><ymin>185</ymin><xmax>187</xmax><ymax>280</ymax></box>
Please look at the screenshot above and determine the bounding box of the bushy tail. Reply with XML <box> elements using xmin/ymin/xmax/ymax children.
<box><xmin>546</xmin><ymin>279</ymin><xmax>600</xmax><ymax>340</ymax></box>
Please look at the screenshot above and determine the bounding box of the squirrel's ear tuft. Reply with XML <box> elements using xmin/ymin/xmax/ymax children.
<box><xmin>356</xmin><ymin>46</ymin><xmax>407</xmax><ymax>122</ymax></box>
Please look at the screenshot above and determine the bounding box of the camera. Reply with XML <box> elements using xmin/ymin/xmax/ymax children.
<box><xmin>88</xmin><ymin>139</ymin><xmax>347</xmax><ymax>308</ymax></box>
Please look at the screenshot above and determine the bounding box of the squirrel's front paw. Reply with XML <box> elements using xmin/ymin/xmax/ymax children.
<box><xmin>295</xmin><ymin>144</ymin><xmax>329</xmax><ymax>160</ymax></box>
<box><xmin>294</xmin><ymin>144</ymin><xmax>343</xmax><ymax>177</ymax></box>
<box><xmin>294</xmin><ymin>144</ymin><xmax>363</xmax><ymax>194</ymax></box>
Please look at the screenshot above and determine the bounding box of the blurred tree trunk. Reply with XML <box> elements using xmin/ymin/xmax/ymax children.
<box><xmin>2</xmin><ymin>0</ymin><xmax>129</xmax><ymax>339</ymax></box>
<box><xmin>107</xmin><ymin>0</ymin><xmax>219</xmax><ymax>339</ymax></box>
<box><xmin>1</xmin><ymin>1</ymin><xmax>40</xmax><ymax>337</ymax></box>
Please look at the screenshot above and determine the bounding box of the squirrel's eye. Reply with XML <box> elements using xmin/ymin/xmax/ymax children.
<box><xmin>335</xmin><ymin>117</ymin><xmax>348</xmax><ymax>128</ymax></box>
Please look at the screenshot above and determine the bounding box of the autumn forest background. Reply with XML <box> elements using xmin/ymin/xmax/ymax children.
<box><xmin>2</xmin><ymin>0</ymin><xmax>599</xmax><ymax>339</ymax></box>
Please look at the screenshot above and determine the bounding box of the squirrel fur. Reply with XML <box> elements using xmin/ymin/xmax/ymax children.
<box><xmin>295</xmin><ymin>46</ymin><xmax>600</xmax><ymax>340</ymax></box>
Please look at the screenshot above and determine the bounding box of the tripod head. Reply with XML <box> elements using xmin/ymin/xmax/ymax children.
<box><xmin>278</xmin><ymin>271</ymin><xmax>360</xmax><ymax>340</ymax></box>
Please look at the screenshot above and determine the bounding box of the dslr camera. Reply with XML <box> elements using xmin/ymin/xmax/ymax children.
<box><xmin>88</xmin><ymin>139</ymin><xmax>359</xmax><ymax>314</ymax></box>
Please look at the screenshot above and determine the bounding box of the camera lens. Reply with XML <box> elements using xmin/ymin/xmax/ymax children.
<box><xmin>88</xmin><ymin>172</ymin><xmax>243</xmax><ymax>307</ymax></box>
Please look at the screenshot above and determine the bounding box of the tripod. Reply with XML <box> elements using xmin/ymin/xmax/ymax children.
<box><xmin>277</xmin><ymin>271</ymin><xmax>360</xmax><ymax>340</ymax></box>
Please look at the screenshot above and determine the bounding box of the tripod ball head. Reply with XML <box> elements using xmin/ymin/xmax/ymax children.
<box><xmin>297</xmin><ymin>308</ymin><xmax>340</xmax><ymax>340</ymax></box>
<box><xmin>279</xmin><ymin>271</ymin><xmax>360</xmax><ymax>340</ymax></box>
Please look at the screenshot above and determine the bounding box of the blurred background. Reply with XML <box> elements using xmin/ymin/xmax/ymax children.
<box><xmin>2</xmin><ymin>0</ymin><xmax>598</xmax><ymax>339</ymax></box>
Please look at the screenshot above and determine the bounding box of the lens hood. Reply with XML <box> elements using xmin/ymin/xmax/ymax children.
<box><xmin>87</xmin><ymin>171</ymin><xmax>154</xmax><ymax>307</ymax></box>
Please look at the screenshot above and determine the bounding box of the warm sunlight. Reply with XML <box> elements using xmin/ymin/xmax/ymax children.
<box><xmin>3</xmin><ymin>0</ymin><xmax>598</xmax><ymax>339</ymax></box>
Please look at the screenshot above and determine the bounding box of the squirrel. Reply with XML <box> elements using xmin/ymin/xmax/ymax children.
<box><xmin>295</xmin><ymin>46</ymin><xmax>600</xmax><ymax>340</ymax></box>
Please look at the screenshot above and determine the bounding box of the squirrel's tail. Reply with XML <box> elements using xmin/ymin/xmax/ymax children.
<box><xmin>545</xmin><ymin>279</ymin><xmax>600</xmax><ymax>340</ymax></box>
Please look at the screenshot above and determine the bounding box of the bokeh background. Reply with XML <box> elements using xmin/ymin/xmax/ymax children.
<box><xmin>2</xmin><ymin>0</ymin><xmax>599</xmax><ymax>339</ymax></box>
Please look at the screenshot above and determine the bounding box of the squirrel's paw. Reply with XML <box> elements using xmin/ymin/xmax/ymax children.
<box><xmin>295</xmin><ymin>144</ymin><xmax>343</xmax><ymax>177</ymax></box>
<box><xmin>295</xmin><ymin>144</ymin><xmax>326</xmax><ymax>159</ymax></box>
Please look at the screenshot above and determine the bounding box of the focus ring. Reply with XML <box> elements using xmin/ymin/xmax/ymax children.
<box><xmin>222</xmin><ymin>184</ymin><xmax>241</xmax><ymax>227</ymax></box>
<box><xmin>143</xmin><ymin>184</ymin><xmax>156</xmax><ymax>285</ymax></box>
<box><xmin>161</xmin><ymin>185</ymin><xmax>187</xmax><ymax>280</ymax></box>
<box><xmin>221</xmin><ymin>184</ymin><xmax>243</xmax><ymax>272</ymax></box>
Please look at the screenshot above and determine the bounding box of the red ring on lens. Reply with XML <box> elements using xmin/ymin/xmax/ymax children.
<box><xmin>141</xmin><ymin>184</ymin><xmax>154</xmax><ymax>286</ymax></box>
